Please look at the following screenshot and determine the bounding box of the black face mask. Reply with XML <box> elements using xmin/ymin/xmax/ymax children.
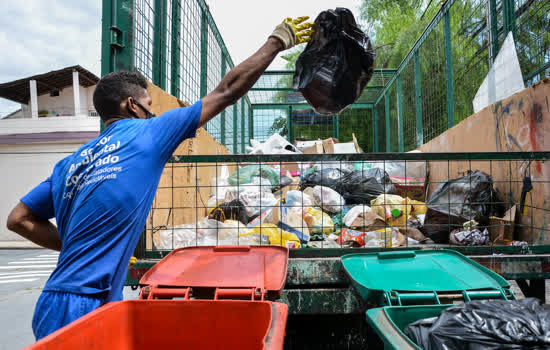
<box><xmin>128</xmin><ymin>99</ymin><xmax>156</xmax><ymax>119</ymax></box>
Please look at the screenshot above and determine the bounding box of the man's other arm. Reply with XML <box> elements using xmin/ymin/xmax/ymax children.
<box><xmin>7</xmin><ymin>202</ymin><xmax>62</xmax><ymax>251</ymax></box>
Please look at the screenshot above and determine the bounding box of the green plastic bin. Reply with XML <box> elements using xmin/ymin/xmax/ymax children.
<box><xmin>341</xmin><ymin>250</ymin><xmax>515</xmax><ymax>349</ymax></box>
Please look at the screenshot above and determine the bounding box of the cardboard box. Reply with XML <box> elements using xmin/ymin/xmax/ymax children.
<box><xmin>304</xmin><ymin>142</ymin><xmax>324</xmax><ymax>154</ymax></box>
<box><xmin>489</xmin><ymin>205</ymin><xmax>516</xmax><ymax>244</ymax></box>
<box><xmin>322</xmin><ymin>138</ymin><xmax>338</xmax><ymax>154</ymax></box>
<box><xmin>391</xmin><ymin>176</ymin><xmax>426</xmax><ymax>201</ymax></box>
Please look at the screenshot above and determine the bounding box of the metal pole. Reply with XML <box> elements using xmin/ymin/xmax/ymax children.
<box><xmin>200</xmin><ymin>10</ymin><xmax>208</xmax><ymax>98</ymax></box>
<box><xmin>287</xmin><ymin>106</ymin><xmax>294</xmax><ymax>144</ymax></box>
<box><xmin>249</xmin><ymin>105</ymin><xmax>254</xmax><ymax>141</ymax></box>
<box><xmin>373</xmin><ymin>103</ymin><xmax>379</xmax><ymax>152</ymax></box>
<box><xmin>100</xmin><ymin>0</ymin><xmax>134</xmax><ymax>131</ymax></box>
<box><xmin>385</xmin><ymin>92</ymin><xmax>390</xmax><ymax>152</ymax></box>
<box><xmin>503</xmin><ymin>0</ymin><xmax>516</xmax><ymax>38</ymax></box>
<box><xmin>443</xmin><ymin>9</ymin><xmax>455</xmax><ymax>129</ymax></box>
<box><xmin>241</xmin><ymin>99</ymin><xmax>246</xmax><ymax>153</ymax></box>
<box><xmin>332</xmin><ymin>115</ymin><xmax>339</xmax><ymax>140</ymax></box>
<box><xmin>233</xmin><ymin>104</ymin><xmax>238</xmax><ymax>153</ymax></box>
<box><xmin>488</xmin><ymin>0</ymin><xmax>499</xmax><ymax>64</ymax></box>
<box><xmin>396</xmin><ymin>75</ymin><xmax>404</xmax><ymax>152</ymax></box>
<box><xmin>220</xmin><ymin>53</ymin><xmax>226</xmax><ymax>145</ymax></box>
<box><xmin>170</xmin><ymin>0</ymin><xmax>181</xmax><ymax>97</ymax></box>
<box><xmin>414</xmin><ymin>51</ymin><xmax>423</xmax><ymax>147</ymax></box>
<box><xmin>200</xmin><ymin>9</ymin><xmax>208</xmax><ymax>131</ymax></box>
<box><xmin>153</xmin><ymin>0</ymin><xmax>167</xmax><ymax>89</ymax></box>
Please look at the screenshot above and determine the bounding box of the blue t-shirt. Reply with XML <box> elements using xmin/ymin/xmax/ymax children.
<box><xmin>21</xmin><ymin>101</ymin><xmax>201</xmax><ymax>302</ymax></box>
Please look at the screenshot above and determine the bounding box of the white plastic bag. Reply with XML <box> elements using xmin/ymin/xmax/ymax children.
<box><xmin>343</xmin><ymin>205</ymin><xmax>373</xmax><ymax>227</ymax></box>
<box><xmin>312</xmin><ymin>185</ymin><xmax>345</xmax><ymax>213</ymax></box>
<box><xmin>210</xmin><ymin>164</ymin><xmax>231</xmax><ymax>202</ymax></box>
<box><xmin>157</xmin><ymin>218</ymin><xmax>264</xmax><ymax>249</ymax></box>
<box><xmin>247</xmin><ymin>133</ymin><xmax>300</xmax><ymax>154</ymax></box>
<box><xmin>285</xmin><ymin>190</ymin><xmax>313</xmax><ymax>208</ymax></box>
<box><xmin>225</xmin><ymin>187</ymin><xmax>279</xmax><ymax>217</ymax></box>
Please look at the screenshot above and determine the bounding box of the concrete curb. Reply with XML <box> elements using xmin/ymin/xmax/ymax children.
<box><xmin>0</xmin><ymin>241</ymin><xmax>43</xmax><ymax>249</ymax></box>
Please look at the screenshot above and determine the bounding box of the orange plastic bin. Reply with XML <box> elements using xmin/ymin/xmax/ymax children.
<box><xmin>26</xmin><ymin>246</ymin><xmax>289</xmax><ymax>350</ymax></box>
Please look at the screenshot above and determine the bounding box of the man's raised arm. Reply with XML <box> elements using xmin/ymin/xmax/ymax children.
<box><xmin>198</xmin><ymin>16</ymin><xmax>314</xmax><ymax>128</ymax></box>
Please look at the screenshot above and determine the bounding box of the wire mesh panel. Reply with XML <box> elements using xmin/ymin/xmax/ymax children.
<box><xmin>224</xmin><ymin>104</ymin><xmax>234</xmax><ymax>151</ymax></box>
<box><xmin>375</xmin><ymin>100</ymin><xmax>386</xmax><ymax>152</ymax></box>
<box><xmin>133</xmin><ymin>0</ymin><xmax>156</xmax><ymax>81</ymax></box>
<box><xmin>419</xmin><ymin>20</ymin><xmax>448</xmax><ymax>144</ymax></box>
<box><xmin>292</xmin><ymin>111</ymin><xmax>334</xmax><ymax>142</ymax></box>
<box><xmin>451</xmin><ymin>0</ymin><xmax>491</xmax><ymax>123</ymax></box>
<box><xmin>178</xmin><ymin>0</ymin><xmax>201</xmax><ymax>103</ymax></box>
<box><xmin>387</xmin><ymin>83</ymin><xmax>399</xmax><ymax>152</ymax></box>
<box><xmin>338</xmin><ymin>108</ymin><xmax>374</xmax><ymax>152</ymax></box>
<box><xmin>400</xmin><ymin>60</ymin><xmax>417</xmax><ymax>151</ymax></box>
<box><xmin>140</xmin><ymin>152</ymin><xmax>550</xmax><ymax>256</ymax></box>
<box><xmin>514</xmin><ymin>0</ymin><xmax>550</xmax><ymax>84</ymax></box>
<box><xmin>252</xmin><ymin>109</ymin><xmax>287</xmax><ymax>142</ymax></box>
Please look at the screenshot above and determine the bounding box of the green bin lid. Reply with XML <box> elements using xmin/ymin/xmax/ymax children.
<box><xmin>341</xmin><ymin>250</ymin><xmax>510</xmax><ymax>305</ymax></box>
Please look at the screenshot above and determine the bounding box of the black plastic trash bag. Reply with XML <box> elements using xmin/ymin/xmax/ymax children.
<box><xmin>424</xmin><ymin>170</ymin><xmax>505</xmax><ymax>243</ymax></box>
<box><xmin>208</xmin><ymin>200</ymin><xmax>248</xmax><ymax>225</ymax></box>
<box><xmin>293</xmin><ymin>8</ymin><xmax>375</xmax><ymax>115</ymax></box>
<box><xmin>300</xmin><ymin>167</ymin><xmax>350</xmax><ymax>191</ymax></box>
<box><xmin>336</xmin><ymin>168</ymin><xmax>396</xmax><ymax>204</ymax></box>
<box><xmin>300</xmin><ymin>167</ymin><xmax>395</xmax><ymax>204</ymax></box>
<box><xmin>404</xmin><ymin>298</ymin><xmax>550</xmax><ymax>350</ymax></box>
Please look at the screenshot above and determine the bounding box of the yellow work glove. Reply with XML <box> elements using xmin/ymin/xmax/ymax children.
<box><xmin>270</xmin><ymin>16</ymin><xmax>315</xmax><ymax>50</ymax></box>
<box><xmin>129</xmin><ymin>256</ymin><xmax>137</xmax><ymax>267</ymax></box>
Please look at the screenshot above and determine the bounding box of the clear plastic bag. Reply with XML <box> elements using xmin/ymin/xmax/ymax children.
<box><xmin>157</xmin><ymin>218</ymin><xmax>260</xmax><ymax>249</ymax></box>
<box><xmin>312</xmin><ymin>185</ymin><xmax>345</xmax><ymax>213</ymax></box>
<box><xmin>285</xmin><ymin>190</ymin><xmax>313</xmax><ymax>208</ymax></box>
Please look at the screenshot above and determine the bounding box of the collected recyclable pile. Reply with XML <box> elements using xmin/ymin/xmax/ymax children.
<box><xmin>155</xmin><ymin>134</ymin><xmax>520</xmax><ymax>249</ymax></box>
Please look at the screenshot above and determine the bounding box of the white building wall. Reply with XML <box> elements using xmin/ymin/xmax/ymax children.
<box><xmin>0</xmin><ymin>116</ymin><xmax>100</xmax><ymax>135</ymax></box>
<box><xmin>0</xmin><ymin>143</ymin><xmax>83</xmax><ymax>242</ymax></box>
<box><xmin>35</xmin><ymin>86</ymin><xmax>76</xmax><ymax>116</ymax></box>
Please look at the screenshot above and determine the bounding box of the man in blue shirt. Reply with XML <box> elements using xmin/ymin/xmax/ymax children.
<box><xmin>6</xmin><ymin>17</ymin><xmax>313</xmax><ymax>340</ymax></box>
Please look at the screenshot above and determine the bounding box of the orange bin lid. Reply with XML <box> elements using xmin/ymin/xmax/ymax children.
<box><xmin>139</xmin><ymin>246</ymin><xmax>289</xmax><ymax>294</ymax></box>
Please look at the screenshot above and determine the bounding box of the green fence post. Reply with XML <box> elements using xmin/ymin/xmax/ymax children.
<box><xmin>101</xmin><ymin>0</ymin><xmax>134</xmax><ymax>131</ymax></box>
<box><xmin>488</xmin><ymin>0</ymin><xmax>499</xmax><ymax>64</ymax></box>
<box><xmin>287</xmin><ymin>106</ymin><xmax>294</xmax><ymax>144</ymax></box>
<box><xmin>385</xmin><ymin>92</ymin><xmax>390</xmax><ymax>152</ymax></box>
<box><xmin>241</xmin><ymin>99</ymin><xmax>246</xmax><ymax>153</ymax></box>
<box><xmin>233</xmin><ymin>104</ymin><xmax>238</xmax><ymax>153</ymax></box>
<box><xmin>153</xmin><ymin>0</ymin><xmax>167</xmax><ymax>90</ymax></box>
<box><xmin>396</xmin><ymin>75</ymin><xmax>404</xmax><ymax>152</ymax></box>
<box><xmin>200</xmin><ymin>9</ymin><xmax>208</xmax><ymax>131</ymax></box>
<box><xmin>170</xmin><ymin>0</ymin><xmax>181</xmax><ymax>97</ymax></box>
<box><xmin>333</xmin><ymin>115</ymin><xmax>340</xmax><ymax>140</ymax></box>
<box><xmin>414</xmin><ymin>51</ymin><xmax>423</xmax><ymax>147</ymax></box>
<box><xmin>249</xmin><ymin>105</ymin><xmax>254</xmax><ymax>141</ymax></box>
<box><xmin>443</xmin><ymin>9</ymin><xmax>455</xmax><ymax>129</ymax></box>
<box><xmin>200</xmin><ymin>10</ymin><xmax>208</xmax><ymax>98</ymax></box>
<box><xmin>503</xmin><ymin>0</ymin><xmax>516</xmax><ymax>37</ymax></box>
<box><xmin>220</xmin><ymin>53</ymin><xmax>226</xmax><ymax>145</ymax></box>
<box><xmin>373</xmin><ymin>103</ymin><xmax>379</xmax><ymax>152</ymax></box>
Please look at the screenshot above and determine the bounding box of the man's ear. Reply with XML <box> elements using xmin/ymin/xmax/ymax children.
<box><xmin>123</xmin><ymin>97</ymin><xmax>138</xmax><ymax>116</ymax></box>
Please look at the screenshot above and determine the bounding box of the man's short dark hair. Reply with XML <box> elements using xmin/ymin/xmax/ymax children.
<box><xmin>93</xmin><ymin>71</ymin><xmax>148</xmax><ymax>122</ymax></box>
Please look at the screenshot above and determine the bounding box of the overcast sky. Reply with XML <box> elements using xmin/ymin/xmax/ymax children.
<box><xmin>0</xmin><ymin>0</ymin><xmax>361</xmax><ymax>116</ymax></box>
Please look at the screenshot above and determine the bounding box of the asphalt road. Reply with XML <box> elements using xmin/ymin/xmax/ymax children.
<box><xmin>0</xmin><ymin>249</ymin><xmax>139</xmax><ymax>350</ymax></box>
